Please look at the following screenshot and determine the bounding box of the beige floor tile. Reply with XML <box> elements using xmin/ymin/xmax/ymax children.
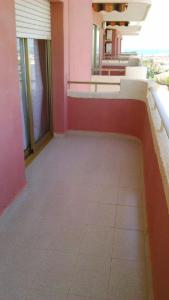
<box><xmin>7</xmin><ymin>224</ymin><xmax>85</xmax><ymax>254</ymax></box>
<box><xmin>74</xmin><ymin>172</ymin><xmax>120</xmax><ymax>188</ymax></box>
<box><xmin>42</xmin><ymin>198</ymin><xmax>89</xmax><ymax>226</ymax></box>
<box><xmin>70</xmin><ymin>272</ymin><xmax>109</xmax><ymax>299</ymax></box>
<box><xmin>0</xmin><ymin>134</ymin><xmax>148</xmax><ymax>300</ymax></box>
<box><xmin>119</xmin><ymin>172</ymin><xmax>143</xmax><ymax>189</ymax></box>
<box><xmin>112</xmin><ymin>229</ymin><xmax>145</xmax><ymax>261</ymax></box>
<box><xmin>80</xmin><ymin>225</ymin><xmax>114</xmax><ymax>258</ymax></box>
<box><xmin>67</xmin><ymin>296</ymin><xmax>88</xmax><ymax>300</ymax></box>
<box><xmin>87</xmin><ymin>185</ymin><xmax>118</xmax><ymax>205</ymax></box>
<box><xmin>85</xmin><ymin>203</ymin><xmax>116</xmax><ymax>226</ymax></box>
<box><xmin>109</xmin><ymin>259</ymin><xmax>147</xmax><ymax>300</ymax></box>
<box><xmin>23</xmin><ymin>291</ymin><xmax>68</xmax><ymax>300</ymax></box>
<box><xmin>118</xmin><ymin>188</ymin><xmax>143</xmax><ymax>207</ymax></box>
<box><xmin>0</xmin><ymin>249</ymin><xmax>75</xmax><ymax>298</ymax></box>
<box><xmin>46</xmin><ymin>225</ymin><xmax>85</xmax><ymax>253</ymax></box>
<box><xmin>27</xmin><ymin>251</ymin><xmax>76</xmax><ymax>295</ymax></box>
<box><xmin>115</xmin><ymin>205</ymin><xmax>145</xmax><ymax>230</ymax></box>
<box><xmin>119</xmin><ymin>156</ymin><xmax>141</xmax><ymax>175</ymax></box>
<box><xmin>68</xmin><ymin>295</ymin><xmax>109</xmax><ymax>300</ymax></box>
<box><xmin>71</xmin><ymin>254</ymin><xmax>111</xmax><ymax>298</ymax></box>
<box><xmin>76</xmin><ymin>254</ymin><xmax>110</xmax><ymax>271</ymax></box>
<box><xmin>63</xmin><ymin>183</ymin><xmax>118</xmax><ymax>205</ymax></box>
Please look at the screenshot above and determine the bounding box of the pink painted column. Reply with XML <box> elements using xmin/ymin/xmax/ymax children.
<box><xmin>112</xmin><ymin>29</ymin><xmax>118</xmax><ymax>57</ymax></box>
<box><xmin>51</xmin><ymin>0</ymin><xmax>69</xmax><ymax>133</ymax></box>
<box><xmin>0</xmin><ymin>0</ymin><xmax>26</xmax><ymax>213</ymax></box>
<box><xmin>69</xmin><ymin>0</ymin><xmax>92</xmax><ymax>83</ymax></box>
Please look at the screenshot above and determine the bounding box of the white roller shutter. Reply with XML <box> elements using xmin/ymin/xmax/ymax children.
<box><xmin>15</xmin><ymin>0</ymin><xmax>51</xmax><ymax>40</ymax></box>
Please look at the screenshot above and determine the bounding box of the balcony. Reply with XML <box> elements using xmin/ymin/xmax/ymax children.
<box><xmin>0</xmin><ymin>76</ymin><xmax>168</xmax><ymax>299</ymax></box>
<box><xmin>0</xmin><ymin>1</ymin><xmax>169</xmax><ymax>300</ymax></box>
<box><xmin>0</xmin><ymin>132</ymin><xmax>151</xmax><ymax>300</ymax></box>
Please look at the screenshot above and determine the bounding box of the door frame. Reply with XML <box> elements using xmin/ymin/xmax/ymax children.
<box><xmin>18</xmin><ymin>38</ymin><xmax>53</xmax><ymax>165</ymax></box>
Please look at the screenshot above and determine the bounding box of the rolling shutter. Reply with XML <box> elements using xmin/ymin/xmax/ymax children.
<box><xmin>15</xmin><ymin>0</ymin><xmax>51</xmax><ymax>40</ymax></box>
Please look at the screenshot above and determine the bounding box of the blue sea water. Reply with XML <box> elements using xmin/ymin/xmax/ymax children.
<box><xmin>125</xmin><ymin>49</ymin><xmax>169</xmax><ymax>56</ymax></box>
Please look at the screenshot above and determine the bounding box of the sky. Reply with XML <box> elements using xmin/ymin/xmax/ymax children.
<box><xmin>122</xmin><ymin>0</ymin><xmax>169</xmax><ymax>51</ymax></box>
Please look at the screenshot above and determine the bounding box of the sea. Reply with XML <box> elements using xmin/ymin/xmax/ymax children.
<box><xmin>125</xmin><ymin>49</ymin><xmax>169</xmax><ymax>57</ymax></box>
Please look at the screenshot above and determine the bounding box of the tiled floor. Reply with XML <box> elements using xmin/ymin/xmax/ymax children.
<box><xmin>0</xmin><ymin>133</ymin><xmax>148</xmax><ymax>300</ymax></box>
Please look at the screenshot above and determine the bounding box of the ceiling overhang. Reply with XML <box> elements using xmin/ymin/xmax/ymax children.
<box><xmin>92</xmin><ymin>0</ymin><xmax>152</xmax><ymax>22</ymax></box>
<box><xmin>106</xmin><ymin>24</ymin><xmax>141</xmax><ymax>36</ymax></box>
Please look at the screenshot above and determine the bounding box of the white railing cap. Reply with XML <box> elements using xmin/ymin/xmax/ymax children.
<box><xmin>150</xmin><ymin>86</ymin><xmax>169</xmax><ymax>139</ymax></box>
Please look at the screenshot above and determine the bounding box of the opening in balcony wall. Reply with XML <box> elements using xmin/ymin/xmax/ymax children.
<box><xmin>92</xmin><ymin>25</ymin><xmax>101</xmax><ymax>72</ymax></box>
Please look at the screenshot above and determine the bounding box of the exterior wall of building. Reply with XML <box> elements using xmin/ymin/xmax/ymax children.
<box><xmin>111</xmin><ymin>30</ymin><xmax>122</xmax><ymax>57</ymax></box>
<box><xmin>51</xmin><ymin>0</ymin><xmax>69</xmax><ymax>133</ymax></box>
<box><xmin>69</xmin><ymin>0</ymin><xmax>92</xmax><ymax>83</ymax></box>
<box><xmin>0</xmin><ymin>0</ymin><xmax>26</xmax><ymax>213</ymax></box>
<box><xmin>112</xmin><ymin>29</ymin><xmax>117</xmax><ymax>57</ymax></box>
<box><xmin>51</xmin><ymin>0</ymin><xmax>92</xmax><ymax>132</ymax></box>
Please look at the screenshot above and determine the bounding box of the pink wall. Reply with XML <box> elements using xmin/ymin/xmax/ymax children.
<box><xmin>69</xmin><ymin>0</ymin><xmax>92</xmax><ymax>82</ymax></box>
<box><xmin>51</xmin><ymin>0</ymin><xmax>93</xmax><ymax>131</ymax></box>
<box><xmin>0</xmin><ymin>0</ymin><xmax>26</xmax><ymax>214</ymax></box>
<box><xmin>68</xmin><ymin>98</ymin><xmax>145</xmax><ymax>139</ymax></box>
<box><xmin>51</xmin><ymin>0</ymin><xmax>69</xmax><ymax>133</ymax></box>
<box><xmin>68</xmin><ymin>97</ymin><xmax>169</xmax><ymax>300</ymax></box>
<box><xmin>142</xmin><ymin>113</ymin><xmax>169</xmax><ymax>300</ymax></box>
<box><xmin>111</xmin><ymin>29</ymin><xmax>121</xmax><ymax>57</ymax></box>
<box><xmin>112</xmin><ymin>30</ymin><xmax>117</xmax><ymax>57</ymax></box>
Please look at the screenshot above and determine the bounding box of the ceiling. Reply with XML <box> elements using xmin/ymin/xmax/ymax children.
<box><xmin>92</xmin><ymin>0</ymin><xmax>152</xmax><ymax>22</ymax></box>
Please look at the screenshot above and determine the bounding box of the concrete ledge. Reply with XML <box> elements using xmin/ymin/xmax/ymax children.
<box><xmin>68</xmin><ymin>79</ymin><xmax>148</xmax><ymax>102</ymax></box>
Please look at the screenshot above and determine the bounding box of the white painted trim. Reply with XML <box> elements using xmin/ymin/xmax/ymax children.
<box><xmin>147</xmin><ymin>91</ymin><xmax>169</xmax><ymax>212</ymax></box>
<box><xmin>151</xmin><ymin>88</ymin><xmax>169</xmax><ymax>139</ymax></box>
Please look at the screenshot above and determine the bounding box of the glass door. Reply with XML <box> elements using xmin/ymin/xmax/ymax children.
<box><xmin>17</xmin><ymin>38</ymin><xmax>52</xmax><ymax>161</ymax></box>
<box><xmin>17</xmin><ymin>39</ymin><xmax>32</xmax><ymax>157</ymax></box>
<box><xmin>28</xmin><ymin>39</ymin><xmax>50</xmax><ymax>144</ymax></box>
